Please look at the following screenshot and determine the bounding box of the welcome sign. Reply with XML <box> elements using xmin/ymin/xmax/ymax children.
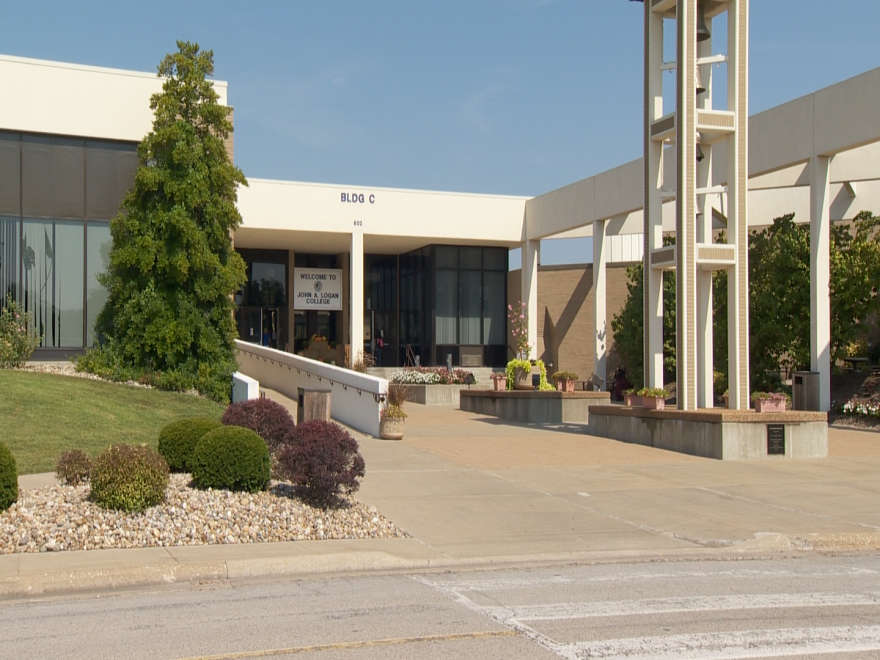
<box><xmin>293</xmin><ymin>268</ymin><xmax>343</xmax><ymax>310</ymax></box>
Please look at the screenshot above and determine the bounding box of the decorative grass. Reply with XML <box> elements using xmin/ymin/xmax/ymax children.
<box><xmin>0</xmin><ymin>371</ymin><xmax>224</xmax><ymax>475</ymax></box>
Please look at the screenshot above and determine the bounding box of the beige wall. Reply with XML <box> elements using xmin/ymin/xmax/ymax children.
<box><xmin>508</xmin><ymin>263</ymin><xmax>633</xmax><ymax>380</ymax></box>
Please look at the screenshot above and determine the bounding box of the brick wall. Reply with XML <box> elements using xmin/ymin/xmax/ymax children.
<box><xmin>508</xmin><ymin>263</ymin><xmax>634</xmax><ymax>379</ymax></box>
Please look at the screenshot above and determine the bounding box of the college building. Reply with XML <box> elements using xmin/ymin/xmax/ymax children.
<box><xmin>2</xmin><ymin>52</ymin><xmax>879</xmax><ymax>411</ymax></box>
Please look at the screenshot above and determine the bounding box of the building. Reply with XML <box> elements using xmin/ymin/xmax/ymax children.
<box><xmin>2</xmin><ymin>53</ymin><xmax>879</xmax><ymax>410</ymax></box>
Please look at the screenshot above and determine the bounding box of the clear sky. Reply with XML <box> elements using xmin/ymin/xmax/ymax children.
<box><xmin>3</xmin><ymin>1</ymin><xmax>879</xmax><ymax>264</ymax></box>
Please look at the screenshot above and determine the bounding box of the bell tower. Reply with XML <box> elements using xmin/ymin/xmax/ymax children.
<box><xmin>641</xmin><ymin>0</ymin><xmax>749</xmax><ymax>410</ymax></box>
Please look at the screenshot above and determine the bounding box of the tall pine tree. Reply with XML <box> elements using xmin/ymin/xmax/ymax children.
<box><xmin>85</xmin><ymin>42</ymin><xmax>247</xmax><ymax>401</ymax></box>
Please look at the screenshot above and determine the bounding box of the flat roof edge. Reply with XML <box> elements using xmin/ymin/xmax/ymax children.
<box><xmin>243</xmin><ymin>177</ymin><xmax>531</xmax><ymax>201</ymax></box>
<box><xmin>0</xmin><ymin>53</ymin><xmax>228</xmax><ymax>88</ymax></box>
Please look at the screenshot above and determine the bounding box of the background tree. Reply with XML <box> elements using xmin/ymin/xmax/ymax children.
<box><xmin>81</xmin><ymin>41</ymin><xmax>247</xmax><ymax>402</ymax></box>
<box><xmin>612</xmin><ymin>212</ymin><xmax>880</xmax><ymax>394</ymax></box>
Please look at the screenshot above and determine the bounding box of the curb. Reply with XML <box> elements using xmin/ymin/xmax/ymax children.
<box><xmin>3</xmin><ymin>532</ymin><xmax>880</xmax><ymax>599</ymax></box>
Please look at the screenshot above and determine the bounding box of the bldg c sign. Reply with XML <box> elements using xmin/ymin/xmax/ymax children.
<box><xmin>293</xmin><ymin>268</ymin><xmax>343</xmax><ymax>310</ymax></box>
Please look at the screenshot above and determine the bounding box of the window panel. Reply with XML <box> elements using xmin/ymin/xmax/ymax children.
<box><xmin>23</xmin><ymin>219</ymin><xmax>84</xmax><ymax>348</ymax></box>
<box><xmin>459</xmin><ymin>270</ymin><xmax>481</xmax><ymax>344</ymax></box>
<box><xmin>460</xmin><ymin>247</ymin><xmax>481</xmax><ymax>270</ymax></box>
<box><xmin>483</xmin><ymin>271</ymin><xmax>506</xmax><ymax>345</ymax></box>
<box><xmin>86</xmin><ymin>141</ymin><xmax>118</xmax><ymax>220</ymax></box>
<box><xmin>86</xmin><ymin>222</ymin><xmax>111</xmax><ymax>346</ymax></box>
<box><xmin>435</xmin><ymin>269</ymin><xmax>457</xmax><ymax>344</ymax></box>
<box><xmin>0</xmin><ymin>216</ymin><xmax>20</xmax><ymax>302</ymax></box>
<box><xmin>115</xmin><ymin>145</ymin><xmax>138</xmax><ymax>209</ymax></box>
<box><xmin>0</xmin><ymin>133</ymin><xmax>20</xmax><ymax>216</ymax></box>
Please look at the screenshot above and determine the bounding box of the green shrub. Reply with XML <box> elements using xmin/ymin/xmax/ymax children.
<box><xmin>158</xmin><ymin>417</ymin><xmax>223</xmax><ymax>472</ymax></box>
<box><xmin>56</xmin><ymin>449</ymin><xmax>92</xmax><ymax>486</ymax></box>
<box><xmin>190</xmin><ymin>426</ymin><xmax>270</xmax><ymax>493</ymax></box>
<box><xmin>0</xmin><ymin>441</ymin><xmax>18</xmax><ymax>511</ymax></box>
<box><xmin>275</xmin><ymin>420</ymin><xmax>365</xmax><ymax>507</ymax></box>
<box><xmin>90</xmin><ymin>444</ymin><xmax>169</xmax><ymax>512</ymax></box>
<box><xmin>0</xmin><ymin>296</ymin><xmax>41</xmax><ymax>369</ymax></box>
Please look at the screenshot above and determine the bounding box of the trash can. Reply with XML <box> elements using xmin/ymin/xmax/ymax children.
<box><xmin>792</xmin><ymin>371</ymin><xmax>820</xmax><ymax>411</ymax></box>
<box><xmin>297</xmin><ymin>387</ymin><xmax>332</xmax><ymax>424</ymax></box>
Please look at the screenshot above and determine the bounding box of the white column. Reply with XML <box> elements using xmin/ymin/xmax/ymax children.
<box><xmin>644</xmin><ymin>3</ymin><xmax>665</xmax><ymax>390</ymax></box>
<box><xmin>696</xmin><ymin>29</ymin><xmax>713</xmax><ymax>409</ymax></box>
<box><xmin>810</xmin><ymin>155</ymin><xmax>832</xmax><ymax>412</ymax></box>
<box><xmin>593</xmin><ymin>219</ymin><xmax>608</xmax><ymax>385</ymax></box>
<box><xmin>350</xmin><ymin>229</ymin><xmax>364</xmax><ymax>368</ymax></box>
<box><xmin>521</xmin><ymin>239</ymin><xmax>540</xmax><ymax>359</ymax></box>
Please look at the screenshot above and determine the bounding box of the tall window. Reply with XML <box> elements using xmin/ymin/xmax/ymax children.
<box><xmin>0</xmin><ymin>131</ymin><xmax>137</xmax><ymax>352</ymax></box>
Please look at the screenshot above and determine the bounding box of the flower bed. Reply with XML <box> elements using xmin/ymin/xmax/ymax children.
<box><xmin>389</xmin><ymin>367</ymin><xmax>476</xmax><ymax>385</ymax></box>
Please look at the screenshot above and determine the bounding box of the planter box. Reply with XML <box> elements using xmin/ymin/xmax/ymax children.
<box><xmin>624</xmin><ymin>393</ymin><xmax>638</xmax><ymax>407</ymax></box>
<box><xmin>404</xmin><ymin>384</ymin><xmax>471</xmax><ymax>405</ymax></box>
<box><xmin>556</xmin><ymin>379</ymin><xmax>575</xmax><ymax>393</ymax></box>
<box><xmin>513</xmin><ymin>367</ymin><xmax>532</xmax><ymax>390</ymax></box>
<box><xmin>491</xmin><ymin>378</ymin><xmax>507</xmax><ymax>391</ymax></box>
<box><xmin>755</xmin><ymin>398</ymin><xmax>787</xmax><ymax>413</ymax></box>
<box><xmin>641</xmin><ymin>396</ymin><xmax>666</xmax><ymax>411</ymax></box>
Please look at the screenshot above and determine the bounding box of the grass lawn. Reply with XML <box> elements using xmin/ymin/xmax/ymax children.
<box><xmin>0</xmin><ymin>370</ymin><xmax>225</xmax><ymax>475</ymax></box>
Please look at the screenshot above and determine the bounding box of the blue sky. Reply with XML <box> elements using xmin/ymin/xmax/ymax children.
<box><xmin>4</xmin><ymin>1</ymin><xmax>879</xmax><ymax>265</ymax></box>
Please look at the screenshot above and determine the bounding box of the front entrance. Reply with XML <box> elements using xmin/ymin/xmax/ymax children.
<box><xmin>235</xmin><ymin>249</ymin><xmax>289</xmax><ymax>350</ymax></box>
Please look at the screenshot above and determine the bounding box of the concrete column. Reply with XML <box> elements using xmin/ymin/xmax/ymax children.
<box><xmin>350</xmin><ymin>230</ymin><xmax>364</xmax><ymax>368</ymax></box>
<box><xmin>810</xmin><ymin>155</ymin><xmax>832</xmax><ymax>412</ymax></box>
<box><xmin>726</xmin><ymin>0</ymin><xmax>750</xmax><ymax>410</ymax></box>
<box><xmin>644</xmin><ymin>3</ymin><xmax>665</xmax><ymax>390</ymax></box>
<box><xmin>696</xmin><ymin>30</ymin><xmax>713</xmax><ymax>409</ymax></box>
<box><xmin>521</xmin><ymin>239</ymin><xmax>540</xmax><ymax>359</ymax></box>
<box><xmin>675</xmin><ymin>0</ymin><xmax>699</xmax><ymax>410</ymax></box>
<box><xmin>593</xmin><ymin>219</ymin><xmax>608</xmax><ymax>386</ymax></box>
<box><xmin>288</xmin><ymin>250</ymin><xmax>296</xmax><ymax>352</ymax></box>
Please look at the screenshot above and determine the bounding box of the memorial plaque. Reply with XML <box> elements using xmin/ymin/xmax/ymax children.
<box><xmin>767</xmin><ymin>424</ymin><xmax>786</xmax><ymax>455</ymax></box>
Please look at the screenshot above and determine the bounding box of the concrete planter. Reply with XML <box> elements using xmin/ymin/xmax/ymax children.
<box><xmin>641</xmin><ymin>396</ymin><xmax>666</xmax><ymax>411</ymax></box>
<box><xmin>755</xmin><ymin>398</ymin><xmax>786</xmax><ymax>413</ymax></box>
<box><xmin>379</xmin><ymin>417</ymin><xmax>405</xmax><ymax>440</ymax></box>
<box><xmin>404</xmin><ymin>384</ymin><xmax>472</xmax><ymax>405</ymax></box>
<box><xmin>513</xmin><ymin>367</ymin><xmax>532</xmax><ymax>390</ymax></box>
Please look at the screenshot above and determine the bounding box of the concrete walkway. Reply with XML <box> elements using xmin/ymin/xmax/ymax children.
<box><xmin>4</xmin><ymin>403</ymin><xmax>880</xmax><ymax>596</ymax></box>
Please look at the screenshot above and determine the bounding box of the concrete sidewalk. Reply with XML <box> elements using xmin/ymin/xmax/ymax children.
<box><xmin>3</xmin><ymin>404</ymin><xmax>880</xmax><ymax>597</ymax></box>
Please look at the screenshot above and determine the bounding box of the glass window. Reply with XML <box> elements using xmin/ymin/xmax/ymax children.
<box><xmin>435</xmin><ymin>246</ymin><xmax>458</xmax><ymax>269</ymax></box>
<box><xmin>0</xmin><ymin>216</ymin><xmax>20</xmax><ymax>302</ymax></box>
<box><xmin>435</xmin><ymin>269</ymin><xmax>457</xmax><ymax>344</ymax></box>
<box><xmin>22</xmin><ymin>136</ymin><xmax>84</xmax><ymax>219</ymax></box>
<box><xmin>86</xmin><ymin>141</ymin><xmax>118</xmax><ymax>220</ymax></box>
<box><xmin>249</xmin><ymin>262</ymin><xmax>287</xmax><ymax>307</ymax></box>
<box><xmin>483</xmin><ymin>247</ymin><xmax>507</xmax><ymax>271</ymax></box>
<box><xmin>22</xmin><ymin>219</ymin><xmax>84</xmax><ymax>347</ymax></box>
<box><xmin>86</xmin><ymin>222</ymin><xmax>111</xmax><ymax>346</ymax></box>
<box><xmin>459</xmin><ymin>270</ymin><xmax>481</xmax><ymax>344</ymax></box>
<box><xmin>460</xmin><ymin>247</ymin><xmax>481</xmax><ymax>270</ymax></box>
<box><xmin>116</xmin><ymin>144</ymin><xmax>138</xmax><ymax>210</ymax></box>
<box><xmin>483</xmin><ymin>271</ymin><xmax>506</xmax><ymax>345</ymax></box>
<box><xmin>0</xmin><ymin>133</ymin><xmax>20</xmax><ymax>216</ymax></box>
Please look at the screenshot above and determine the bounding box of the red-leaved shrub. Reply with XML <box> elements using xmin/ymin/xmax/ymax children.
<box><xmin>221</xmin><ymin>398</ymin><xmax>295</xmax><ymax>454</ymax></box>
<box><xmin>275</xmin><ymin>420</ymin><xmax>365</xmax><ymax>507</ymax></box>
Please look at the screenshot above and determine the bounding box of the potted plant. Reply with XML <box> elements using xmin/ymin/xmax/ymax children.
<box><xmin>637</xmin><ymin>387</ymin><xmax>669</xmax><ymax>410</ymax></box>
<box><xmin>490</xmin><ymin>372</ymin><xmax>507</xmax><ymax>391</ymax></box>
<box><xmin>623</xmin><ymin>388</ymin><xmax>638</xmax><ymax>406</ymax></box>
<box><xmin>506</xmin><ymin>357</ymin><xmax>533</xmax><ymax>390</ymax></box>
<box><xmin>552</xmin><ymin>371</ymin><xmax>579</xmax><ymax>392</ymax></box>
<box><xmin>380</xmin><ymin>384</ymin><xmax>409</xmax><ymax>439</ymax></box>
<box><xmin>751</xmin><ymin>391</ymin><xmax>790</xmax><ymax>413</ymax></box>
<box><xmin>379</xmin><ymin>404</ymin><xmax>407</xmax><ymax>440</ymax></box>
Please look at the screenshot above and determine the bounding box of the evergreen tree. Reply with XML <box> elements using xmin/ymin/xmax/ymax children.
<box><xmin>82</xmin><ymin>41</ymin><xmax>247</xmax><ymax>402</ymax></box>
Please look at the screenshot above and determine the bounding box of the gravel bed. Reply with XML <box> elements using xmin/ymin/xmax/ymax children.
<box><xmin>1</xmin><ymin>474</ymin><xmax>406</xmax><ymax>554</ymax></box>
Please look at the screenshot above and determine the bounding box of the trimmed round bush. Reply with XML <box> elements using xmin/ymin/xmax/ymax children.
<box><xmin>56</xmin><ymin>449</ymin><xmax>92</xmax><ymax>486</ymax></box>
<box><xmin>0</xmin><ymin>441</ymin><xmax>18</xmax><ymax>512</ymax></box>
<box><xmin>90</xmin><ymin>444</ymin><xmax>169</xmax><ymax>513</ymax></box>
<box><xmin>221</xmin><ymin>399</ymin><xmax>295</xmax><ymax>454</ymax></box>
<box><xmin>158</xmin><ymin>417</ymin><xmax>223</xmax><ymax>472</ymax></box>
<box><xmin>275</xmin><ymin>420</ymin><xmax>365</xmax><ymax>507</ymax></box>
<box><xmin>190</xmin><ymin>426</ymin><xmax>270</xmax><ymax>493</ymax></box>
